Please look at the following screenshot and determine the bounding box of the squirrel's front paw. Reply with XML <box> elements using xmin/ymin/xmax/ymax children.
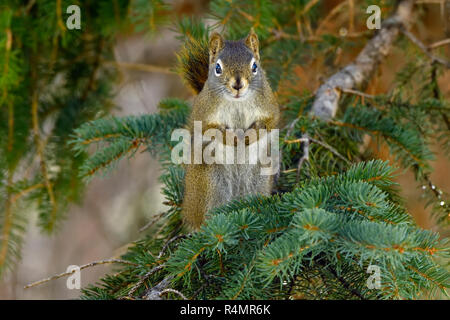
<box><xmin>244</xmin><ymin>121</ymin><xmax>267</xmax><ymax>145</ymax></box>
<box><xmin>202</xmin><ymin>124</ymin><xmax>231</xmax><ymax>149</ymax></box>
<box><xmin>248</xmin><ymin>120</ymin><xmax>267</xmax><ymax>131</ymax></box>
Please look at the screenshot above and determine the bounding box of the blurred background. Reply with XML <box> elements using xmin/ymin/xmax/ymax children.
<box><xmin>0</xmin><ymin>0</ymin><xmax>448</xmax><ymax>299</ymax></box>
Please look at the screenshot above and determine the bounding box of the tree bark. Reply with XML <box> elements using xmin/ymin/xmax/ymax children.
<box><xmin>311</xmin><ymin>0</ymin><xmax>415</xmax><ymax>120</ymax></box>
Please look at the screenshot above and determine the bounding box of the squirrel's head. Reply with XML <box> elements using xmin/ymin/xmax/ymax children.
<box><xmin>208</xmin><ymin>29</ymin><xmax>262</xmax><ymax>101</ymax></box>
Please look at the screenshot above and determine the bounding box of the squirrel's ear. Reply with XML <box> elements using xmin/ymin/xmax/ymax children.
<box><xmin>245</xmin><ymin>28</ymin><xmax>260</xmax><ymax>60</ymax></box>
<box><xmin>209</xmin><ymin>32</ymin><xmax>224</xmax><ymax>64</ymax></box>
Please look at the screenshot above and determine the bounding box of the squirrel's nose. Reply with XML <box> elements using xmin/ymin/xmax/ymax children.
<box><xmin>232</xmin><ymin>77</ymin><xmax>243</xmax><ymax>90</ymax></box>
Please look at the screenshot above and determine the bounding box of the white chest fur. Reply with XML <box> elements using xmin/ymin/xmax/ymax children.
<box><xmin>207</xmin><ymin>96</ymin><xmax>267</xmax><ymax>130</ymax></box>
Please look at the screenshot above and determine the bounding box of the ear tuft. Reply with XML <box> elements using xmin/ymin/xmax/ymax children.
<box><xmin>209</xmin><ymin>32</ymin><xmax>224</xmax><ymax>64</ymax></box>
<box><xmin>245</xmin><ymin>28</ymin><xmax>260</xmax><ymax>60</ymax></box>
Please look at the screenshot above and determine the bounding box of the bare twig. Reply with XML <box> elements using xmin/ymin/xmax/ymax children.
<box><xmin>415</xmin><ymin>0</ymin><xmax>445</xmax><ymax>4</ymax></box>
<box><xmin>315</xmin><ymin>1</ymin><xmax>348</xmax><ymax>36</ymax></box>
<box><xmin>24</xmin><ymin>259</ymin><xmax>137</xmax><ymax>289</ymax></box>
<box><xmin>104</xmin><ymin>61</ymin><xmax>175</xmax><ymax>75</ymax></box>
<box><xmin>401</xmin><ymin>29</ymin><xmax>450</xmax><ymax>68</ymax></box>
<box><xmin>190</xmin><ymin>282</ymin><xmax>208</xmax><ymax>299</ymax></box>
<box><xmin>56</xmin><ymin>0</ymin><xmax>66</xmax><ymax>34</ymax></box>
<box><xmin>159</xmin><ymin>288</ymin><xmax>188</xmax><ymax>300</ymax></box>
<box><xmin>296</xmin><ymin>134</ymin><xmax>310</xmax><ymax>182</ymax></box>
<box><xmin>341</xmin><ymin>88</ymin><xmax>376</xmax><ymax>100</ymax></box>
<box><xmin>284</xmin><ymin>138</ymin><xmax>310</xmax><ymax>145</ymax></box>
<box><xmin>142</xmin><ymin>275</ymin><xmax>175</xmax><ymax>300</ymax></box>
<box><xmin>128</xmin><ymin>264</ymin><xmax>166</xmax><ymax>297</ymax></box>
<box><xmin>24</xmin><ymin>0</ymin><xmax>36</xmax><ymax>13</ymax></box>
<box><xmin>348</xmin><ymin>0</ymin><xmax>355</xmax><ymax>33</ymax></box>
<box><xmin>284</xmin><ymin>136</ymin><xmax>351</xmax><ymax>166</ymax></box>
<box><xmin>302</xmin><ymin>0</ymin><xmax>320</xmax><ymax>15</ymax></box>
<box><xmin>311</xmin><ymin>0</ymin><xmax>415</xmax><ymax>120</ymax></box>
<box><xmin>158</xmin><ymin>234</ymin><xmax>189</xmax><ymax>259</ymax></box>
<box><xmin>430</xmin><ymin>62</ymin><xmax>450</xmax><ymax>131</ymax></box>
<box><xmin>139</xmin><ymin>211</ymin><xmax>165</xmax><ymax>232</ymax></box>
<box><xmin>10</xmin><ymin>183</ymin><xmax>44</xmax><ymax>205</ymax></box>
<box><xmin>428</xmin><ymin>38</ymin><xmax>450</xmax><ymax>49</ymax></box>
<box><xmin>308</xmin><ymin>137</ymin><xmax>351</xmax><ymax>165</ymax></box>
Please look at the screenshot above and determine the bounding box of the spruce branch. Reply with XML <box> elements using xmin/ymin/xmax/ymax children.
<box><xmin>320</xmin><ymin>259</ymin><xmax>366</xmax><ymax>300</ymax></box>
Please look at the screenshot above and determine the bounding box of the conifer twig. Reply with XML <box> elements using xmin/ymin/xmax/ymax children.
<box><xmin>10</xmin><ymin>183</ymin><xmax>44</xmax><ymax>205</ymax></box>
<box><xmin>1</xmin><ymin>28</ymin><xmax>12</xmax><ymax>105</ymax></box>
<box><xmin>0</xmin><ymin>175</ymin><xmax>13</xmax><ymax>273</ymax></box>
<box><xmin>56</xmin><ymin>0</ymin><xmax>66</xmax><ymax>34</ymax></box>
<box><xmin>326</xmin><ymin>264</ymin><xmax>366</xmax><ymax>300</ymax></box>
<box><xmin>31</xmin><ymin>70</ymin><xmax>57</xmax><ymax>230</ymax></box>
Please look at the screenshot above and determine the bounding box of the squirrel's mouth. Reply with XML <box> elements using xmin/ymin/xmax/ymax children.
<box><xmin>229</xmin><ymin>88</ymin><xmax>249</xmax><ymax>100</ymax></box>
<box><xmin>231</xmin><ymin>93</ymin><xmax>246</xmax><ymax>100</ymax></box>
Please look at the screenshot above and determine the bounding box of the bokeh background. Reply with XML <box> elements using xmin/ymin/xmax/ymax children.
<box><xmin>0</xmin><ymin>0</ymin><xmax>448</xmax><ymax>299</ymax></box>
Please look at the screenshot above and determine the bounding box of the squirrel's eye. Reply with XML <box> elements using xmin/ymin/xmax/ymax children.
<box><xmin>215</xmin><ymin>63</ymin><xmax>222</xmax><ymax>76</ymax></box>
<box><xmin>252</xmin><ymin>62</ymin><xmax>258</xmax><ymax>74</ymax></box>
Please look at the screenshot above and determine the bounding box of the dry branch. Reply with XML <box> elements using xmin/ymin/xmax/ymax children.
<box><xmin>310</xmin><ymin>0</ymin><xmax>415</xmax><ymax>120</ymax></box>
<box><xmin>104</xmin><ymin>61</ymin><xmax>175</xmax><ymax>75</ymax></box>
<box><xmin>401</xmin><ymin>29</ymin><xmax>450</xmax><ymax>68</ymax></box>
<box><xmin>142</xmin><ymin>275</ymin><xmax>175</xmax><ymax>300</ymax></box>
<box><xmin>128</xmin><ymin>264</ymin><xmax>166</xmax><ymax>297</ymax></box>
<box><xmin>159</xmin><ymin>288</ymin><xmax>188</xmax><ymax>300</ymax></box>
<box><xmin>24</xmin><ymin>259</ymin><xmax>137</xmax><ymax>289</ymax></box>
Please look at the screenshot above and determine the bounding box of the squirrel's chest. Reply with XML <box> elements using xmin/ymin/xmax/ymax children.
<box><xmin>207</xmin><ymin>99</ymin><xmax>265</xmax><ymax>129</ymax></box>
